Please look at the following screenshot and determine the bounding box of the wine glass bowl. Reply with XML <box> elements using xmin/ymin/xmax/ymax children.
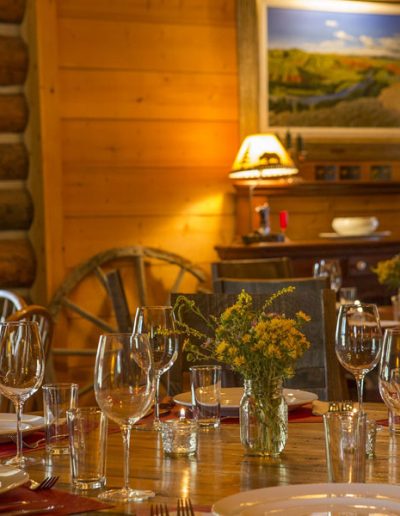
<box><xmin>133</xmin><ymin>306</ymin><xmax>178</xmax><ymax>429</ymax></box>
<box><xmin>0</xmin><ymin>321</ymin><xmax>44</xmax><ymax>467</ymax></box>
<box><xmin>94</xmin><ymin>332</ymin><xmax>155</xmax><ymax>502</ymax></box>
<box><xmin>335</xmin><ymin>303</ymin><xmax>382</xmax><ymax>412</ymax></box>
<box><xmin>379</xmin><ymin>329</ymin><xmax>400</xmax><ymax>415</ymax></box>
<box><xmin>313</xmin><ymin>259</ymin><xmax>342</xmax><ymax>293</ymax></box>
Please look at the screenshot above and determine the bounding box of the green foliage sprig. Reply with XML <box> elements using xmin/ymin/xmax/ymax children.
<box><xmin>372</xmin><ymin>255</ymin><xmax>400</xmax><ymax>291</ymax></box>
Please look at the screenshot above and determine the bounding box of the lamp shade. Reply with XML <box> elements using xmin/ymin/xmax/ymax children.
<box><xmin>229</xmin><ymin>134</ymin><xmax>298</xmax><ymax>180</ymax></box>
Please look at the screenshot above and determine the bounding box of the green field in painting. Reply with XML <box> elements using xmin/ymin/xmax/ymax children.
<box><xmin>268</xmin><ymin>49</ymin><xmax>400</xmax><ymax>127</ymax></box>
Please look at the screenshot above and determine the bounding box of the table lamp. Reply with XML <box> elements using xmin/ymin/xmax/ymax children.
<box><xmin>229</xmin><ymin>133</ymin><xmax>298</xmax><ymax>243</ymax></box>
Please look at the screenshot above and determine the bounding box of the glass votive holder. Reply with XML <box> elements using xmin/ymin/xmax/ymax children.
<box><xmin>160</xmin><ymin>419</ymin><xmax>198</xmax><ymax>456</ymax></box>
<box><xmin>366</xmin><ymin>418</ymin><xmax>377</xmax><ymax>458</ymax></box>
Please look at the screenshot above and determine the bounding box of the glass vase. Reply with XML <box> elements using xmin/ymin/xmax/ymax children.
<box><xmin>239</xmin><ymin>378</ymin><xmax>288</xmax><ymax>457</ymax></box>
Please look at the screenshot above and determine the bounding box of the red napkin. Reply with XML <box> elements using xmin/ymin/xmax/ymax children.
<box><xmin>0</xmin><ymin>486</ymin><xmax>111</xmax><ymax>515</ymax></box>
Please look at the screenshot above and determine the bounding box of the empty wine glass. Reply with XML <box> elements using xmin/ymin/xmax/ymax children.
<box><xmin>335</xmin><ymin>303</ymin><xmax>382</xmax><ymax>412</ymax></box>
<box><xmin>313</xmin><ymin>259</ymin><xmax>342</xmax><ymax>293</ymax></box>
<box><xmin>133</xmin><ymin>306</ymin><xmax>178</xmax><ymax>429</ymax></box>
<box><xmin>379</xmin><ymin>328</ymin><xmax>400</xmax><ymax>421</ymax></box>
<box><xmin>94</xmin><ymin>333</ymin><xmax>155</xmax><ymax>502</ymax></box>
<box><xmin>0</xmin><ymin>321</ymin><xmax>44</xmax><ymax>467</ymax></box>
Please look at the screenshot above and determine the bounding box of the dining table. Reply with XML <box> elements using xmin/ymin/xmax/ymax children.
<box><xmin>0</xmin><ymin>401</ymin><xmax>398</xmax><ymax>515</ymax></box>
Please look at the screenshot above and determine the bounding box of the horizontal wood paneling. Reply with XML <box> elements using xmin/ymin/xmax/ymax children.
<box><xmin>63</xmin><ymin>166</ymin><xmax>233</xmax><ymax>216</ymax></box>
<box><xmin>58</xmin><ymin>0</ymin><xmax>235</xmax><ymax>26</ymax></box>
<box><xmin>63</xmin><ymin>214</ymin><xmax>234</xmax><ymax>266</ymax></box>
<box><xmin>59</xmin><ymin>69</ymin><xmax>238</xmax><ymax>121</ymax></box>
<box><xmin>0</xmin><ymin>36</ymin><xmax>28</xmax><ymax>85</ymax></box>
<box><xmin>58</xmin><ymin>19</ymin><xmax>237</xmax><ymax>73</ymax></box>
<box><xmin>61</xmin><ymin>120</ymin><xmax>238</xmax><ymax>167</ymax></box>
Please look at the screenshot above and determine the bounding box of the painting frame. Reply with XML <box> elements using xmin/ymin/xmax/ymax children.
<box><xmin>237</xmin><ymin>0</ymin><xmax>400</xmax><ymax>140</ymax></box>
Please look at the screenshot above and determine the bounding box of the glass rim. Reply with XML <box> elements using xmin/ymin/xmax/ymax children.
<box><xmin>136</xmin><ymin>305</ymin><xmax>173</xmax><ymax>310</ymax></box>
<box><xmin>42</xmin><ymin>382</ymin><xmax>79</xmax><ymax>390</ymax></box>
<box><xmin>189</xmin><ymin>364</ymin><xmax>222</xmax><ymax>371</ymax></box>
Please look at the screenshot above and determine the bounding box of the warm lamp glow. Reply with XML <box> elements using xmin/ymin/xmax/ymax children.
<box><xmin>229</xmin><ymin>134</ymin><xmax>298</xmax><ymax>180</ymax></box>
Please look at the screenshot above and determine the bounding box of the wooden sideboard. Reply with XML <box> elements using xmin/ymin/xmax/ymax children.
<box><xmin>215</xmin><ymin>237</ymin><xmax>400</xmax><ymax>305</ymax></box>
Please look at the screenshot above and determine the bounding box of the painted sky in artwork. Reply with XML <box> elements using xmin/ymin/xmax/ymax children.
<box><xmin>267</xmin><ymin>7</ymin><xmax>400</xmax><ymax>58</ymax></box>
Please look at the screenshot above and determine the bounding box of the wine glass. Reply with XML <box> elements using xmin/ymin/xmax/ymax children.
<box><xmin>133</xmin><ymin>306</ymin><xmax>178</xmax><ymax>429</ymax></box>
<box><xmin>0</xmin><ymin>321</ymin><xmax>44</xmax><ymax>467</ymax></box>
<box><xmin>378</xmin><ymin>328</ymin><xmax>400</xmax><ymax>420</ymax></box>
<box><xmin>335</xmin><ymin>303</ymin><xmax>382</xmax><ymax>412</ymax></box>
<box><xmin>94</xmin><ymin>333</ymin><xmax>155</xmax><ymax>502</ymax></box>
<box><xmin>313</xmin><ymin>259</ymin><xmax>342</xmax><ymax>293</ymax></box>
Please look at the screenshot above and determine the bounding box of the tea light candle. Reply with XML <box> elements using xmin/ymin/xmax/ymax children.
<box><xmin>160</xmin><ymin>414</ymin><xmax>198</xmax><ymax>456</ymax></box>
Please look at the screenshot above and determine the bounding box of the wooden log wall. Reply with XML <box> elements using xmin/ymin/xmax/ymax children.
<box><xmin>0</xmin><ymin>0</ymin><xmax>35</xmax><ymax>292</ymax></box>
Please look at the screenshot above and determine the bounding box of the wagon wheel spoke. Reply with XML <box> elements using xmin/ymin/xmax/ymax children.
<box><xmin>61</xmin><ymin>298</ymin><xmax>117</xmax><ymax>333</ymax></box>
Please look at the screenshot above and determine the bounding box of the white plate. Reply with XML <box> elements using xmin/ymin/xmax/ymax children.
<box><xmin>0</xmin><ymin>464</ymin><xmax>29</xmax><ymax>494</ymax></box>
<box><xmin>319</xmin><ymin>230</ymin><xmax>391</xmax><ymax>239</ymax></box>
<box><xmin>173</xmin><ymin>387</ymin><xmax>317</xmax><ymax>415</ymax></box>
<box><xmin>0</xmin><ymin>413</ymin><xmax>45</xmax><ymax>442</ymax></box>
<box><xmin>212</xmin><ymin>483</ymin><xmax>400</xmax><ymax>515</ymax></box>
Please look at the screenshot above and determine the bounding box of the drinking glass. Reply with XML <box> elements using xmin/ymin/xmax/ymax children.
<box><xmin>378</xmin><ymin>328</ymin><xmax>400</xmax><ymax>424</ymax></box>
<box><xmin>335</xmin><ymin>303</ymin><xmax>382</xmax><ymax>412</ymax></box>
<box><xmin>313</xmin><ymin>259</ymin><xmax>342</xmax><ymax>293</ymax></box>
<box><xmin>94</xmin><ymin>333</ymin><xmax>155</xmax><ymax>502</ymax></box>
<box><xmin>0</xmin><ymin>321</ymin><xmax>44</xmax><ymax>467</ymax></box>
<box><xmin>133</xmin><ymin>306</ymin><xmax>178</xmax><ymax>429</ymax></box>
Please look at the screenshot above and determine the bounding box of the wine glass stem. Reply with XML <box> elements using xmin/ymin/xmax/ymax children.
<box><xmin>355</xmin><ymin>374</ymin><xmax>365</xmax><ymax>413</ymax></box>
<box><xmin>121</xmin><ymin>424</ymin><xmax>132</xmax><ymax>492</ymax></box>
<box><xmin>15</xmin><ymin>400</ymin><xmax>24</xmax><ymax>461</ymax></box>
<box><xmin>154</xmin><ymin>373</ymin><xmax>161</xmax><ymax>425</ymax></box>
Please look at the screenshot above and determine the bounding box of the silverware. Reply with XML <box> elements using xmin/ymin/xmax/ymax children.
<box><xmin>28</xmin><ymin>476</ymin><xmax>59</xmax><ymax>491</ymax></box>
<box><xmin>150</xmin><ymin>503</ymin><xmax>169</xmax><ymax>516</ymax></box>
<box><xmin>6</xmin><ymin>504</ymin><xmax>64</xmax><ymax>515</ymax></box>
<box><xmin>7</xmin><ymin>435</ymin><xmax>46</xmax><ymax>450</ymax></box>
<box><xmin>177</xmin><ymin>498</ymin><xmax>194</xmax><ymax>516</ymax></box>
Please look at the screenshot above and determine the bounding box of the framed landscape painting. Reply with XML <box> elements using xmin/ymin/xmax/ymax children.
<box><xmin>257</xmin><ymin>0</ymin><xmax>400</xmax><ymax>136</ymax></box>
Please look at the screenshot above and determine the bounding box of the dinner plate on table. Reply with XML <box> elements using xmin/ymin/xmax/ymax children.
<box><xmin>0</xmin><ymin>413</ymin><xmax>45</xmax><ymax>442</ymax></box>
<box><xmin>381</xmin><ymin>320</ymin><xmax>400</xmax><ymax>329</ymax></box>
<box><xmin>173</xmin><ymin>387</ymin><xmax>317</xmax><ymax>416</ymax></box>
<box><xmin>212</xmin><ymin>483</ymin><xmax>400</xmax><ymax>515</ymax></box>
<box><xmin>0</xmin><ymin>464</ymin><xmax>29</xmax><ymax>494</ymax></box>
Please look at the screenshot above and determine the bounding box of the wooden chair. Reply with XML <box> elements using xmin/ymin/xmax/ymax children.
<box><xmin>0</xmin><ymin>289</ymin><xmax>26</xmax><ymax>322</ymax></box>
<box><xmin>214</xmin><ymin>276</ymin><xmax>325</xmax><ymax>295</ymax></box>
<box><xmin>212</xmin><ymin>258</ymin><xmax>293</xmax><ymax>293</ymax></box>
<box><xmin>170</xmin><ymin>279</ymin><xmax>348</xmax><ymax>401</ymax></box>
<box><xmin>7</xmin><ymin>304</ymin><xmax>55</xmax><ymax>411</ymax></box>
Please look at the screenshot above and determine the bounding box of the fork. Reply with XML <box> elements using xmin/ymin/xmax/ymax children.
<box><xmin>29</xmin><ymin>476</ymin><xmax>59</xmax><ymax>491</ymax></box>
<box><xmin>150</xmin><ymin>503</ymin><xmax>169</xmax><ymax>516</ymax></box>
<box><xmin>8</xmin><ymin>434</ymin><xmax>46</xmax><ymax>449</ymax></box>
<box><xmin>177</xmin><ymin>498</ymin><xmax>194</xmax><ymax>516</ymax></box>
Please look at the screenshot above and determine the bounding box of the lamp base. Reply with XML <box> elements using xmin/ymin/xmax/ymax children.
<box><xmin>242</xmin><ymin>232</ymin><xmax>285</xmax><ymax>245</ymax></box>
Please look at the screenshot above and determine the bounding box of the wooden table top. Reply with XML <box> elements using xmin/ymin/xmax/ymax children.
<box><xmin>22</xmin><ymin>403</ymin><xmax>400</xmax><ymax>514</ymax></box>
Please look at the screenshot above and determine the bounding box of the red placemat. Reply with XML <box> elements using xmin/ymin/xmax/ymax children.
<box><xmin>0</xmin><ymin>431</ymin><xmax>46</xmax><ymax>459</ymax></box>
<box><xmin>0</xmin><ymin>486</ymin><xmax>112</xmax><ymax>515</ymax></box>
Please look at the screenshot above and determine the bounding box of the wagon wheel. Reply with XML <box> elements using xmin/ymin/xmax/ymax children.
<box><xmin>47</xmin><ymin>246</ymin><xmax>207</xmax><ymax>397</ymax></box>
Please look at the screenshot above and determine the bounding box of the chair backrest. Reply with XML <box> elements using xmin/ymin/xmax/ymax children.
<box><xmin>0</xmin><ymin>289</ymin><xmax>26</xmax><ymax>322</ymax></box>
<box><xmin>214</xmin><ymin>276</ymin><xmax>325</xmax><ymax>295</ymax></box>
<box><xmin>170</xmin><ymin>280</ymin><xmax>347</xmax><ymax>401</ymax></box>
<box><xmin>212</xmin><ymin>258</ymin><xmax>293</xmax><ymax>292</ymax></box>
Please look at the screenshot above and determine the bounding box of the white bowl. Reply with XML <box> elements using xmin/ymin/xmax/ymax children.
<box><xmin>332</xmin><ymin>217</ymin><xmax>379</xmax><ymax>236</ymax></box>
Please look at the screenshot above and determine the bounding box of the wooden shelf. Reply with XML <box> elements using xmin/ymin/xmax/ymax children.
<box><xmin>233</xmin><ymin>180</ymin><xmax>400</xmax><ymax>197</ymax></box>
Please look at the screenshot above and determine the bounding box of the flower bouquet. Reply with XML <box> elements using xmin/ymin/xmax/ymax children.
<box><xmin>373</xmin><ymin>255</ymin><xmax>400</xmax><ymax>294</ymax></box>
<box><xmin>174</xmin><ymin>288</ymin><xmax>311</xmax><ymax>456</ymax></box>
